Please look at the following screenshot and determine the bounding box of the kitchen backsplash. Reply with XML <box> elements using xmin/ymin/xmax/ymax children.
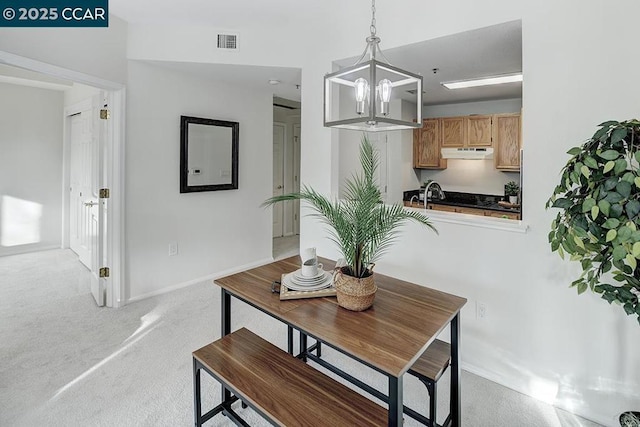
<box><xmin>420</xmin><ymin>159</ymin><xmax>520</xmax><ymax>195</ymax></box>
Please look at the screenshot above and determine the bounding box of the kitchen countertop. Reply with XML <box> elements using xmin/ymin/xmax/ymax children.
<box><xmin>403</xmin><ymin>190</ymin><xmax>521</xmax><ymax>214</ymax></box>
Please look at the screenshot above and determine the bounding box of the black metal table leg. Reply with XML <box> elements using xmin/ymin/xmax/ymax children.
<box><xmin>287</xmin><ymin>325</ymin><xmax>294</xmax><ymax>355</ymax></box>
<box><xmin>316</xmin><ymin>341</ymin><xmax>322</xmax><ymax>357</ymax></box>
<box><xmin>299</xmin><ymin>331</ymin><xmax>308</xmax><ymax>362</ymax></box>
<box><xmin>193</xmin><ymin>359</ymin><xmax>202</xmax><ymax>427</ymax></box>
<box><xmin>221</xmin><ymin>289</ymin><xmax>231</xmax><ymax>402</ymax></box>
<box><xmin>388</xmin><ymin>375</ymin><xmax>403</xmax><ymax>426</ymax></box>
<box><xmin>451</xmin><ymin>313</ymin><xmax>461</xmax><ymax>427</ymax></box>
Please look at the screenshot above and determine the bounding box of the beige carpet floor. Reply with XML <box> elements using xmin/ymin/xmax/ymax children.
<box><xmin>0</xmin><ymin>249</ymin><xmax>603</xmax><ymax>426</ymax></box>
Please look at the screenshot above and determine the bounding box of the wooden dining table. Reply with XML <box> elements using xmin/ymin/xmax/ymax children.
<box><xmin>214</xmin><ymin>256</ymin><xmax>467</xmax><ymax>427</ymax></box>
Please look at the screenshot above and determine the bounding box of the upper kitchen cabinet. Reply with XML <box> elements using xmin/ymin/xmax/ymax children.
<box><xmin>440</xmin><ymin>117</ymin><xmax>466</xmax><ymax>147</ymax></box>
<box><xmin>413</xmin><ymin>119</ymin><xmax>447</xmax><ymax>169</ymax></box>
<box><xmin>466</xmin><ymin>115</ymin><xmax>493</xmax><ymax>147</ymax></box>
<box><xmin>441</xmin><ymin>115</ymin><xmax>493</xmax><ymax>147</ymax></box>
<box><xmin>493</xmin><ymin>113</ymin><xmax>521</xmax><ymax>171</ymax></box>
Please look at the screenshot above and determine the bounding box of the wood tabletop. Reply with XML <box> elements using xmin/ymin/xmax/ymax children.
<box><xmin>214</xmin><ymin>256</ymin><xmax>466</xmax><ymax>377</ymax></box>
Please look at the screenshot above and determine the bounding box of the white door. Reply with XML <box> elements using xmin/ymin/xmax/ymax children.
<box><xmin>273</xmin><ymin>123</ymin><xmax>285</xmax><ymax>238</ymax></box>
<box><xmin>68</xmin><ymin>94</ymin><xmax>106</xmax><ymax>306</ymax></box>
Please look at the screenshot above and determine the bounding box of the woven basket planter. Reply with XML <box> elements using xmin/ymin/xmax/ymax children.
<box><xmin>334</xmin><ymin>267</ymin><xmax>377</xmax><ymax>311</ymax></box>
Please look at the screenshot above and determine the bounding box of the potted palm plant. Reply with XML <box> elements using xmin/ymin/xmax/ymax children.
<box><xmin>263</xmin><ymin>135</ymin><xmax>437</xmax><ymax>311</ymax></box>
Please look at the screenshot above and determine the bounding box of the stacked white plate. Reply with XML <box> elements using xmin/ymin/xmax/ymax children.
<box><xmin>282</xmin><ymin>269</ymin><xmax>333</xmax><ymax>291</ymax></box>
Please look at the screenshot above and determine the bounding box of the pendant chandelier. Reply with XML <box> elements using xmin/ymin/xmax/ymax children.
<box><xmin>323</xmin><ymin>0</ymin><xmax>423</xmax><ymax>132</ymax></box>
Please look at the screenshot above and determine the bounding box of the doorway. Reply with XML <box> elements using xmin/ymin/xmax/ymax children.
<box><xmin>272</xmin><ymin>98</ymin><xmax>301</xmax><ymax>259</ymax></box>
<box><xmin>0</xmin><ymin>50</ymin><xmax>125</xmax><ymax>308</ymax></box>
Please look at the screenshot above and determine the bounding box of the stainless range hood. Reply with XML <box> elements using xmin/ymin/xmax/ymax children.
<box><xmin>441</xmin><ymin>147</ymin><xmax>494</xmax><ymax>160</ymax></box>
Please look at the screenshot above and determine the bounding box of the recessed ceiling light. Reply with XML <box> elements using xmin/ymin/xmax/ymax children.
<box><xmin>441</xmin><ymin>73</ymin><xmax>523</xmax><ymax>90</ymax></box>
<box><xmin>268</xmin><ymin>79</ymin><xmax>281</xmax><ymax>85</ymax></box>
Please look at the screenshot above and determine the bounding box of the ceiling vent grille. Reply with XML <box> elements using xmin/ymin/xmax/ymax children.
<box><xmin>217</xmin><ymin>34</ymin><xmax>238</xmax><ymax>50</ymax></box>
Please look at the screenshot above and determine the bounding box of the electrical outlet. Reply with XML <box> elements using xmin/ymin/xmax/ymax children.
<box><xmin>477</xmin><ymin>302</ymin><xmax>487</xmax><ymax>319</ymax></box>
<box><xmin>169</xmin><ymin>242</ymin><xmax>178</xmax><ymax>256</ymax></box>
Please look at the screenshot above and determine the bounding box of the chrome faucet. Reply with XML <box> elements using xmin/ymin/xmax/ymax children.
<box><xmin>424</xmin><ymin>181</ymin><xmax>444</xmax><ymax>209</ymax></box>
<box><xmin>409</xmin><ymin>195</ymin><xmax>419</xmax><ymax>205</ymax></box>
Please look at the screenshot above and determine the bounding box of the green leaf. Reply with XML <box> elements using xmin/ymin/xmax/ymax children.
<box><xmin>581</xmin><ymin>165</ymin><xmax>591</xmax><ymax>178</ymax></box>
<box><xmin>581</xmin><ymin>198</ymin><xmax>596</xmax><ymax>213</ymax></box>
<box><xmin>614</xmin><ymin>158</ymin><xmax>628</xmax><ymax>175</ymax></box>
<box><xmin>594</xmin><ymin>126</ymin><xmax>609</xmax><ymax>141</ymax></box>
<box><xmin>605</xmin><ymin>192</ymin><xmax>624</xmax><ymax>204</ymax></box>
<box><xmin>591</xmin><ymin>205</ymin><xmax>599</xmax><ymax>220</ymax></box>
<box><xmin>618</xmin><ymin>226</ymin><xmax>633</xmax><ymax>242</ymax></box>
<box><xmin>635</xmin><ymin>177</ymin><xmax>640</xmax><ymax>188</ymax></box>
<box><xmin>577</xmin><ymin>282</ymin><xmax>588</xmax><ymax>294</ymax></box>
<box><xmin>551</xmin><ymin>240</ymin><xmax>560</xmax><ymax>251</ymax></box>
<box><xmin>558</xmin><ymin>245</ymin><xmax>565</xmax><ymax>260</ymax></box>
<box><xmin>552</xmin><ymin>198</ymin><xmax>573</xmax><ymax>209</ymax></box>
<box><xmin>598</xmin><ymin>199</ymin><xmax>611</xmax><ymax>217</ymax></box>
<box><xmin>567</xmin><ymin>147</ymin><xmax>582</xmax><ymax>156</ymax></box>
<box><xmin>606</xmin><ymin>229</ymin><xmax>617</xmax><ymax>242</ymax></box>
<box><xmin>583</xmin><ymin>156</ymin><xmax>598</xmax><ymax>169</ymax></box>
<box><xmin>635</xmin><ymin>151</ymin><xmax>640</xmax><ymax>165</ymax></box>
<box><xmin>604</xmin><ymin>177</ymin><xmax>618</xmax><ymax>191</ymax></box>
<box><xmin>602</xmin><ymin>218</ymin><xmax>621</xmax><ymax>229</ymax></box>
<box><xmin>602</xmin><ymin>260</ymin><xmax>612</xmax><ymax>273</ymax></box>
<box><xmin>611</xmin><ymin>127</ymin><xmax>628</xmax><ymax>144</ymax></box>
<box><xmin>633</xmin><ymin>242</ymin><xmax>640</xmax><ymax>258</ymax></box>
<box><xmin>622</xmin><ymin>172</ymin><xmax>636</xmax><ymax>184</ymax></box>
<box><xmin>598</xmin><ymin>150</ymin><xmax>620</xmax><ymax>161</ymax></box>
<box><xmin>613</xmin><ymin>246</ymin><xmax>627</xmax><ymax>261</ymax></box>
<box><xmin>627</xmin><ymin>254</ymin><xmax>638</xmax><ymax>270</ymax></box>
<box><xmin>610</xmin><ymin>203</ymin><xmax>624</xmax><ymax>218</ymax></box>
<box><xmin>623</xmin><ymin>303</ymin><xmax>635</xmax><ymax>315</ymax></box>
<box><xmin>616</xmin><ymin>181</ymin><xmax>632</xmax><ymax>198</ymax></box>
<box><xmin>603</xmin><ymin>161</ymin><xmax>615</xmax><ymax>173</ymax></box>
<box><xmin>573</xmin><ymin>236</ymin><xmax>585</xmax><ymax>249</ymax></box>
<box><xmin>626</xmin><ymin>200</ymin><xmax>640</xmax><ymax>220</ymax></box>
<box><xmin>598</xmin><ymin>120</ymin><xmax>618</xmax><ymax>127</ymax></box>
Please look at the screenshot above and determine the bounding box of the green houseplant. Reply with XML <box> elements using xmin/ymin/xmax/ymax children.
<box><xmin>547</xmin><ymin>119</ymin><xmax>640</xmax><ymax>325</ymax></box>
<box><xmin>505</xmin><ymin>181</ymin><xmax>520</xmax><ymax>204</ymax></box>
<box><xmin>263</xmin><ymin>135</ymin><xmax>437</xmax><ymax>311</ymax></box>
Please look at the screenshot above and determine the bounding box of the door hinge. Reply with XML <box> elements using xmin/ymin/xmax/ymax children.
<box><xmin>99</xmin><ymin>188</ymin><xmax>110</xmax><ymax>199</ymax></box>
<box><xmin>100</xmin><ymin>109</ymin><xmax>110</xmax><ymax>120</ymax></box>
<box><xmin>99</xmin><ymin>267</ymin><xmax>110</xmax><ymax>278</ymax></box>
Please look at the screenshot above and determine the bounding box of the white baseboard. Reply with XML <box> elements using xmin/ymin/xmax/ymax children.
<box><xmin>126</xmin><ymin>257</ymin><xmax>274</xmax><ymax>304</ymax></box>
<box><xmin>0</xmin><ymin>244</ymin><xmax>61</xmax><ymax>258</ymax></box>
<box><xmin>461</xmin><ymin>361</ymin><xmax>609</xmax><ymax>427</ymax></box>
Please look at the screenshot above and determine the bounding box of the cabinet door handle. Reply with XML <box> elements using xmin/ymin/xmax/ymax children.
<box><xmin>276</xmin><ymin>185</ymin><xmax>283</xmax><ymax>189</ymax></box>
<box><xmin>84</xmin><ymin>201</ymin><xmax>98</xmax><ymax>207</ymax></box>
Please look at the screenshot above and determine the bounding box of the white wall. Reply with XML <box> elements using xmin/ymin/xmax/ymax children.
<box><xmin>125</xmin><ymin>61</ymin><xmax>273</xmax><ymax>301</ymax></box>
<box><xmin>64</xmin><ymin>83</ymin><xmax>101</xmax><ymax>107</ymax></box>
<box><xmin>0</xmin><ymin>83</ymin><xmax>63</xmax><ymax>256</ymax></box>
<box><xmin>0</xmin><ymin>15</ymin><xmax>128</xmax><ymax>84</ymax></box>
<box><xmin>423</xmin><ymin>98</ymin><xmax>522</xmax><ymax>118</ymax></box>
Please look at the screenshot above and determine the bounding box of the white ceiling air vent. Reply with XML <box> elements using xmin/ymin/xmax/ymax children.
<box><xmin>217</xmin><ymin>33</ymin><xmax>238</xmax><ymax>50</ymax></box>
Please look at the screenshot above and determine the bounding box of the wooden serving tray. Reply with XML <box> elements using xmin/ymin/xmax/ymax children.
<box><xmin>279</xmin><ymin>273</ymin><xmax>337</xmax><ymax>300</ymax></box>
<box><xmin>498</xmin><ymin>201</ymin><xmax>520</xmax><ymax>208</ymax></box>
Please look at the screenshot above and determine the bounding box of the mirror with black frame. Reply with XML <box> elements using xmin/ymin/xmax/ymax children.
<box><xmin>180</xmin><ymin>116</ymin><xmax>239</xmax><ymax>193</ymax></box>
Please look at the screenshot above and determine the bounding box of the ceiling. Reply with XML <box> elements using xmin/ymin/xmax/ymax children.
<box><xmin>334</xmin><ymin>20</ymin><xmax>522</xmax><ymax>106</ymax></box>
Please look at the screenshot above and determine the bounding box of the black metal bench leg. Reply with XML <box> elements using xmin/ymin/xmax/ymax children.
<box><xmin>316</xmin><ymin>340</ymin><xmax>322</xmax><ymax>357</ymax></box>
<box><xmin>428</xmin><ymin>381</ymin><xmax>437</xmax><ymax>427</ymax></box>
<box><xmin>193</xmin><ymin>359</ymin><xmax>202</xmax><ymax>427</ymax></box>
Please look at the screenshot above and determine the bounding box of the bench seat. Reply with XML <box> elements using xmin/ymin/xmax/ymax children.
<box><xmin>193</xmin><ymin>327</ymin><xmax>388</xmax><ymax>426</ymax></box>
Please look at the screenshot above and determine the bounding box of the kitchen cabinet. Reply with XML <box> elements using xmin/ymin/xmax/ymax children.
<box><xmin>413</xmin><ymin>119</ymin><xmax>447</xmax><ymax>169</ymax></box>
<box><xmin>427</xmin><ymin>203</ymin><xmax>521</xmax><ymax>220</ymax></box>
<box><xmin>466</xmin><ymin>115</ymin><xmax>493</xmax><ymax>147</ymax></box>
<box><xmin>493</xmin><ymin>113</ymin><xmax>521</xmax><ymax>171</ymax></box>
<box><xmin>440</xmin><ymin>117</ymin><xmax>466</xmax><ymax>147</ymax></box>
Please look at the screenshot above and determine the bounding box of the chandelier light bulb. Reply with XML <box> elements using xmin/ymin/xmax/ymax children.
<box><xmin>354</xmin><ymin>78</ymin><xmax>369</xmax><ymax>115</ymax></box>
<box><xmin>378</xmin><ymin>79</ymin><xmax>392</xmax><ymax>115</ymax></box>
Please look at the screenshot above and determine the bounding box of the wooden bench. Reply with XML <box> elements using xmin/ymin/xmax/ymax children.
<box><xmin>408</xmin><ymin>339</ymin><xmax>452</xmax><ymax>427</ymax></box>
<box><xmin>192</xmin><ymin>327</ymin><xmax>388</xmax><ymax>427</ymax></box>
